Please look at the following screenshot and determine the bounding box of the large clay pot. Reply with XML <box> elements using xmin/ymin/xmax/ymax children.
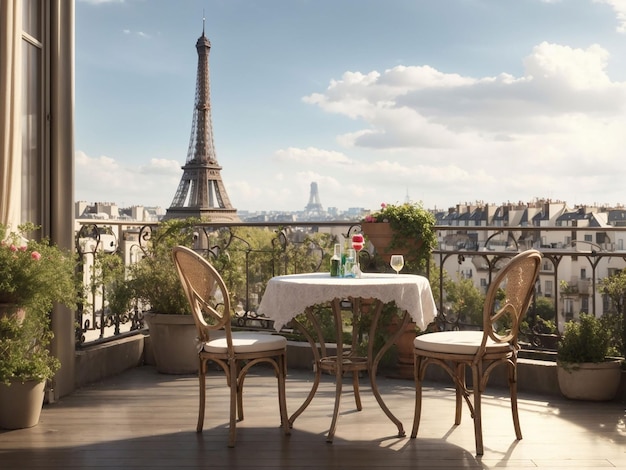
<box><xmin>143</xmin><ymin>313</ymin><xmax>198</xmax><ymax>374</ymax></box>
<box><xmin>388</xmin><ymin>315</ymin><xmax>417</xmax><ymax>380</ymax></box>
<box><xmin>557</xmin><ymin>359</ymin><xmax>622</xmax><ymax>401</ymax></box>
<box><xmin>0</xmin><ymin>379</ymin><xmax>45</xmax><ymax>429</ymax></box>
<box><xmin>361</xmin><ymin>223</ymin><xmax>421</xmax><ymax>264</ymax></box>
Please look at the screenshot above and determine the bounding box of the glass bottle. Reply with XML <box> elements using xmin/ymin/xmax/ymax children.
<box><xmin>330</xmin><ymin>243</ymin><xmax>341</xmax><ymax>277</ymax></box>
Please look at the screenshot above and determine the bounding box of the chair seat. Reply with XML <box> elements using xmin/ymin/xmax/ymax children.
<box><xmin>414</xmin><ymin>331</ymin><xmax>511</xmax><ymax>355</ymax></box>
<box><xmin>203</xmin><ymin>331</ymin><xmax>287</xmax><ymax>354</ymax></box>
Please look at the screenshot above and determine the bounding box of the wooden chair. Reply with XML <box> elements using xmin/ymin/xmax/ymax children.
<box><xmin>410</xmin><ymin>249</ymin><xmax>542</xmax><ymax>455</ymax></box>
<box><xmin>172</xmin><ymin>246</ymin><xmax>290</xmax><ymax>447</ymax></box>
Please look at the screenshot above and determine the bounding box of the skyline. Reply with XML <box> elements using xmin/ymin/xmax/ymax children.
<box><xmin>75</xmin><ymin>0</ymin><xmax>626</xmax><ymax>213</ymax></box>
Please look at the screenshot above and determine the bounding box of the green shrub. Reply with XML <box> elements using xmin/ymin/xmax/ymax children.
<box><xmin>558</xmin><ymin>313</ymin><xmax>610</xmax><ymax>364</ymax></box>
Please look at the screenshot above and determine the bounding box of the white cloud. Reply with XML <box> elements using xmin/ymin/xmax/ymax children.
<box><xmin>123</xmin><ymin>29</ymin><xmax>152</xmax><ymax>39</ymax></box>
<box><xmin>291</xmin><ymin>41</ymin><xmax>626</xmax><ymax>210</ymax></box>
<box><xmin>75</xmin><ymin>150</ymin><xmax>180</xmax><ymax>208</ymax></box>
<box><xmin>594</xmin><ymin>0</ymin><xmax>626</xmax><ymax>33</ymax></box>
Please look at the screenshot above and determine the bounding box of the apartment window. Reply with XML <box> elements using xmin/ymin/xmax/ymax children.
<box><xmin>544</xmin><ymin>280</ymin><xmax>553</xmax><ymax>297</ymax></box>
<box><xmin>580</xmin><ymin>268</ymin><xmax>586</xmax><ymax>280</ymax></box>
<box><xmin>584</xmin><ymin>234</ymin><xmax>592</xmax><ymax>242</ymax></box>
<box><xmin>21</xmin><ymin>0</ymin><xmax>48</xmax><ymax>226</ymax></box>
<box><xmin>619</xmin><ymin>239</ymin><xmax>624</xmax><ymax>251</ymax></box>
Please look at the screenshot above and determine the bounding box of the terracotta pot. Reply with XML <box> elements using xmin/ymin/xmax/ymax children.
<box><xmin>0</xmin><ymin>379</ymin><xmax>45</xmax><ymax>429</ymax></box>
<box><xmin>0</xmin><ymin>303</ymin><xmax>26</xmax><ymax>324</ymax></box>
<box><xmin>388</xmin><ymin>315</ymin><xmax>417</xmax><ymax>380</ymax></box>
<box><xmin>144</xmin><ymin>312</ymin><xmax>199</xmax><ymax>374</ymax></box>
<box><xmin>557</xmin><ymin>359</ymin><xmax>622</xmax><ymax>401</ymax></box>
<box><xmin>361</xmin><ymin>222</ymin><xmax>421</xmax><ymax>264</ymax></box>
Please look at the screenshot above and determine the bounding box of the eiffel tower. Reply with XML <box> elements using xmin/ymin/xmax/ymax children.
<box><xmin>165</xmin><ymin>20</ymin><xmax>239</xmax><ymax>222</ymax></box>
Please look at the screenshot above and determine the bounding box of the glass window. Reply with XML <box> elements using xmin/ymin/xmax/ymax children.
<box><xmin>22</xmin><ymin>0</ymin><xmax>44</xmax><ymax>41</ymax></box>
<box><xmin>21</xmin><ymin>0</ymin><xmax>46</xmax><ymax>226</ymax></box>
<box><xmin>22</xmin><ymin>0</ymin><xmax>41</xmax><ymax>41</ymax></box>
<box><xmin>545</xmin><ymin>280</ymin><xmax>553</xmax><ymax>297</ymax></box>
<box><xmin>21</xmin><ymin>40</ymin><xmax>43</xmax><ymax>225</ymax></box>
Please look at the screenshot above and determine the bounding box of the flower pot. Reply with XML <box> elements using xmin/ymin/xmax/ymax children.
<box><xmin>557</xmin><ymin>359</ymin><xmax>622</xmax><ymax>401</ymax></box>
<box><xmin>0</xmin><ymin>379</ymin><xmax>45</xmax><ymax>429</ymax></box>
<box><xmin>388</xmin><ymin>315</ymin><xmax>417</xmax><ymax>380</ymax></box>
<box><xmin>144</xmin><ymin>312</ymin><xmax>199</xmax><ymax>374</ymax></box>
<box><xmin>361</xmin><ymin>222</ymin><xmax>421</xmax><ymax>264</ymax></box>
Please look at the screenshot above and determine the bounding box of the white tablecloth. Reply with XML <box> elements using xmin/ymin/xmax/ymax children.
<box><xmin>258</xmin><ymin>272</ymin><xmax>437</xmax><ymax>331</ymax></box>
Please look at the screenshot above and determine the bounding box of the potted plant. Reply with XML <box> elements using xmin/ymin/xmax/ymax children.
<box><xmin>126</xmin><ymin>218</ymin><xmax>200</xmax><ymax>374</ymax></box>
<box><xmin>359</xmin><ymin>203</ymin><xmax>437</xmax><ymax>378</ymax></box>
<box><xmin>557</xmin><ymin>313</ymin><xmax>622</xmax><ymax>401</ymax></box>
<box><xmin>361</xmin><ymin>202</ymin><xmax>437</xmax><ymax>273</ymax></box>
<box><xmin>0</xmin><ymin>223</ymin><xmax>78</xmax><ymax>429</ymax></box>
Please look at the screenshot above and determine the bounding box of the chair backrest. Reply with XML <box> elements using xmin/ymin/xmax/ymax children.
<box><xmin>172</xmin><ymin>245</ymin><xmax>232</xmax><ymax>344</ymax></box>
<box><xmin>482</xmin><ymin>249</ymin><xmax>542</xmax><ymax>349</ymax></box>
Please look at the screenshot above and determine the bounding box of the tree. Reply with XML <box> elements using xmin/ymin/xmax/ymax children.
<box><xmin>444</xmin><ymin>274</ymin><xmax>485</xmax><ymax>326</ymax></box>
<box><xmin>599</xmin><ymin>270</ymin><xmax>626</xmax><ymax>358</ymax></box>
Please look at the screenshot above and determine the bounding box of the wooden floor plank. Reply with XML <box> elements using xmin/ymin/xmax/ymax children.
<box><xmin>0</xmin><ymin>366</ymin><xmax>624</xmax><ymax>469</ymax></box>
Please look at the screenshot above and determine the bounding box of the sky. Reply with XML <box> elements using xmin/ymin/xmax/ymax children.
<box><xmin>75</xmin><ymin>0</ymin><xmax>626</xmax><ymax>213</ymax></box>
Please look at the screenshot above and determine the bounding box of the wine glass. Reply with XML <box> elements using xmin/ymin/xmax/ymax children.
<box><xmin>390</xmin><ymin>254</ymin><xmax>404</xmax><ymax>274</ymax></box>
<box><xmin>351</xmin><ymin>233</ymin><xmax>365</xmax><ymax>277</ymax></box>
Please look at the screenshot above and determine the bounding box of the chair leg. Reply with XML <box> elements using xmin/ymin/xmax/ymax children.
<box><xmin>277</xmin><ymin>353</ymin><xmax>291</xmax><ymax>436</ymax></box>
<box><xmin>237</xmin><ymin>365</ymin><xmax>245</xmax><ymax>422</ymax></box>
<box><xmin>327</xmin><ymin>366</ymin><xmax>343</xmax><ymax>443</ymax></box>
<box><xmin>228</xmin><ymin>360</ymin><xmax>238</xmax><ymax>448</ymax></box>
<box><xmin>352</xmin><ymin>370</ymin><xmax>362</xmax><ymax>411</ymax></box>
<box><xmin>471</xmin><ymin>365</ymin><xmax>484</xmax><ymax>456</ymax></box>
<box><xmin>455</xmin><ymin>362</ymin><xmax>464</xmax><ymax>425</ymax></box>
<box><xmin>410</xmin><ymin>354</ymin><xmax>422</xmax><ymax>438</ymax></box>
<box><xmin>197</xmin><ymin>357</ymin><xmax>207</xmax><ymax>433</ymax></box>
<box><xmin>509</xmin><ymin>362</ymin><xmax>522</xmax><ymax>440</ymax></box>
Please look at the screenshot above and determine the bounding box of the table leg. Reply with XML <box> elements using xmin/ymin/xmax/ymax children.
<box><xmin>366</xmin><ymin>301</ymin><xmax>408</xmax><ymax>437</ymax></box>
<box><xmin>326</xmin><ymin>298</ymin><xmax>344</xmax><ymax>443</ymax></box>
<box><xmin>287</xmin><ymin>308</ymin><xmax>323</xmax><ymax>427</ymax></box>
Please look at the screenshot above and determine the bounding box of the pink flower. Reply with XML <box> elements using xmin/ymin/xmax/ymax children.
<box><xmin>9</xmin><ymin>244</ymin><xmax>17</xmax><ymax>252</ymax></box>
<box><xmin>364</xmin><ymin>215</ymin><xmax>375</xmax><ymax>223</ymax></box>
<box><xmin>31</xmin><ymin>251</ymin><xmax>41</xmax><ymax>261</ymax></box>
<box><xmin>380</xmin><ymin>203</ymin><xmax>387</xmax><ymax>209</ymax></box>
<box><xmin>19</xmin><ymin>245</ymin><xmax>27</xmax><ymax>251</ymax></box>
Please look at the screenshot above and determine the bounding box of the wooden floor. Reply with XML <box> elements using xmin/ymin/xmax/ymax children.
<box><xmin>1</xmin><ymin>365</ymin><xmax>625</xmax><ymax>469</ymax></box>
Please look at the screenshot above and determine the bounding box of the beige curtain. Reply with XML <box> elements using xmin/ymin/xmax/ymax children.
<box><xmin>0</xmin><ymin>0</ymin><xmax>22</xmax><ymax>230</ymax></box>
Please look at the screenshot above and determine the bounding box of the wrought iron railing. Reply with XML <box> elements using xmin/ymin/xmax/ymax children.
<box><xmin>74</xmin><ymin>220</ymin><xmax>626</xmax><ymax>351</ymax></box>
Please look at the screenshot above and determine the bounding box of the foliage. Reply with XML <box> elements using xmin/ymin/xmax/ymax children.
<box><xmin>127</xmin><ymin>218</ymin><xmax>199</xmax><ymax>315</ymax></box>
<box><xmin>209</xmin><ymin>227</ymin><xmax>332</xmax><ymax>313</ymax></box>
<box><xmin>0</xmin><ymin>223</ymin><xmax>78</xmax><ymax>315</ymax></box>
<box><xmin>526</xmin><ymin>315</ymin><xmax>557</xmax><ymax>334</ymax></box>
<box><xmin>98</xmin><ymin>253</ymin><xmax>133</xmax><ymax>316</ymax></box>
<box><xmin>558</xmin><ymin>313</ymin><xmax>611</xmax><ymax>364</ymax></box>
<box><xmin>599</xmin><ymin>270</ymin><xmax>626</xmax><ymax>358</ymax></box>
<box><xmin>0</xmin><ymin>223</ymin><xmax>76</xmax><ymax>383</ymax></box>
<box><xmin>531</xmin><ymin>296</ymin><xmax>556</xmax><ymax>322</ymax></box>
<box><xmin>362</xmin><ymin>202</ymin><xmax>437</xmax><ymax>272</ymax></box>
<box><xmin>599</xmin><ymin>311</ymin><xmax>624</xmax><ymax>358</ymax></box>
<box><xmin>0</xmin><ymin>311</ymin><xmax>60</xmax><ymax>384</ymax></box>
<box><xmin>443</xmin><ymin>273</ymin><xmax>485</xmax><ymax>326</ymax></box>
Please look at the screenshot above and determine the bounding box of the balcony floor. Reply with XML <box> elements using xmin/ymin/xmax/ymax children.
<box><xmin>1</xmin><ymin>365</ymin><xmax>625</xmax><ymax>469</ymax></box>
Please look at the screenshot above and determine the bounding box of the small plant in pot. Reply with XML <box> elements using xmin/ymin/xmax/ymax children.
<box><xmin>0</xmin><ymin>223</ymin><xmax>79</xmax><ymax>429</ymax></box>
<box><xmin>126</xmin><ymin>218</ymin><xmax>200</xmax><ymax>374</ymax></box>
<box><xmin>557</xmin><ymin>313</ymin><xmax>622</xmax><ymax>401</ymax></box>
